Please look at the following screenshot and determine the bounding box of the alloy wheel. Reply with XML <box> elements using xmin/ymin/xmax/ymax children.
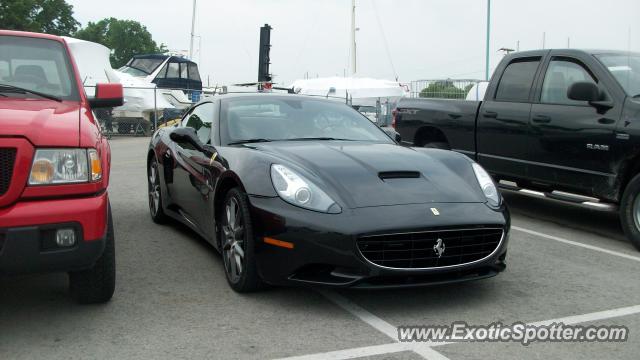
<box><xmin>148</xmin><ymin>160</ymin><xmax>161</xmax><ymax>216</ymax></box>
<box><xmin>222</xmin><ymin>197</ymin><xmax>245</xmax><ymax>283</ymax></box>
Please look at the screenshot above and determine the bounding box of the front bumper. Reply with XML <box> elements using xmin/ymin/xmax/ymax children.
<box><xmin>0</xmin><ymin>192</ymin><xmax>108</xmax><ymax>274</ymax></box>
<box><xmin>249</xmin><ymin>197</ymin><xmax>510</xmax><ymax>288</ymax></box>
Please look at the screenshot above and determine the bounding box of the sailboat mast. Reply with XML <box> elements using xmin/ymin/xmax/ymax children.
<box><xmin>351</xmin><ymin>0</ymin><xmax>357</xmax><ymax>75</ymax></box>
<box><xmin>189</xmin><ymin>0</ymin><xmax>197</xmax><ymax>59</ymax></box>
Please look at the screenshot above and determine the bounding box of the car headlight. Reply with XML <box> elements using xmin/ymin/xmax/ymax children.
<box><xmin>270</xmin><ymin>164</ymin><xmax>341</xmax><ymax>213</ymax></box>
<box><xmin>472</xmin><ymin>163</ymin><xmax>501</xmax><ymax>207</ymax></box>
<box><xmin>29</xmin><ymin>148</ymin><xmax>101</xmax><ymax>185</ymax></box>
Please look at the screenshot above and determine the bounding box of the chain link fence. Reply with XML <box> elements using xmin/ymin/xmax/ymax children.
<box><xmin>352</xmin><ymin>97</ymin><xmax>398</xmax><ymax>127</ymax></box>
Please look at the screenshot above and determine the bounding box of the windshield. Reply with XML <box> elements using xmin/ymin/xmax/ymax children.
<box><xmin>119</xmin><ymin>57</ymin><xmax>165</xmax><ymax>77</ymax></box>
<box><xmin>596</xmin><ymin>53</ymin><xmax>640</xmax><ymax>97</ymax></box>
<box><xmin>0</xmin><ymin>36</ymin><xmax>78</xmax><ymax>100</ymax></box>
<box><xmin>221</xmin><ymin>97</ymin><xmax>393</xmax><ymax>145</ymax></box>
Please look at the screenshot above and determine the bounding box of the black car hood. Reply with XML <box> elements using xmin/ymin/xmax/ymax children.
<box><xmin>252</xmin><ymin>141</ymin><xmax>486</xmax><ymax>209</ymax></box>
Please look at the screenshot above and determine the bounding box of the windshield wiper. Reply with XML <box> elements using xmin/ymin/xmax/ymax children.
<box><xmin>287</xmin><ymin>137</ymin><xmax>355</xmax><ymax>141</ymax></box>
<box><xmin>0</xmin><ymin>84</ymin><xmax>63</xmax><ymax>102</ymax></box>
<box><xmin>227</xmin><ymin>138</ymin><xmax>273</xmax><ymax>145</ymax></box>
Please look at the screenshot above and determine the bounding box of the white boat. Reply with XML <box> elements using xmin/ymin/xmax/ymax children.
<box><xmin>64</xmin><ymin>37</ymin><xmax>204</xmax><ymax>131</ymax></box>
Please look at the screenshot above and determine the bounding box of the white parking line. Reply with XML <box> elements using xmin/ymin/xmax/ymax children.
<box><xmin>276</xmin><ymin>343</ymin><xmax>412</xmax><ymax>360</ymax></box>
<box><xmin>308</xmin><ymin>290</ymin><xmax>450</xmax><ymax>360</ymax></box>
<box><xmin>320</xmin><ymin>290</ymin><xmax>398</xmax><ymax>339</ymax></box>
<box><xmin>512</xmin><ymin>226</ymin><xmax>640</xmax><ymax>263</ymax></box>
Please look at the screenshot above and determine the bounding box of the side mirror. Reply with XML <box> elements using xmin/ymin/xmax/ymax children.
<box><xmin>170</xmin><ymin>127</ymin><xmax>205</xmax><ymax>152</ymax></box>
<box><xmin>567</xmin><ymin>82</ymin><xmax>599</xmax><ymax>102</ymax></box>
<box><xmin>89</xmin><ymin>83</ymin><xmax>124</xmax><ymax>109</ymax></box>
<box><xmin>381</xmin><ymin>127</ymin><xmax>402</xmax><ymax>143</ymax></box>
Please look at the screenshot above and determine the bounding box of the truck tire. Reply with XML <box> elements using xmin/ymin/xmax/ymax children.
<box><xmin>69</xmin><ymin>204</ymin><xmax>116</xmax><ymax>304</ymax></box>
<box><xmin>423</xmin><ymin>142</ymin><xmax>450</xmax><ymax>150</ymax></box>
<box><xmin>619</xmin><ymin>173</ymin><xmax>640</xmax><ymax>251</ymax></box>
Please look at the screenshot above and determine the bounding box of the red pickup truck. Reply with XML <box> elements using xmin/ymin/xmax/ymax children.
<box><xmin>0</xmin><ymin>30</ymin><xmax>123</xmax><ymax>303</ymax></box>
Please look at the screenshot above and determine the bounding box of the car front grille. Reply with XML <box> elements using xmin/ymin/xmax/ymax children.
<box><xmin>357</xmin><ymin>227</ymin><xmax>504</xmax><ymax>269</ymax></box>
<box><xmin>0</xmin><ymin>148</ymin><xmax>17</xmax><ymax>196</ymax></box>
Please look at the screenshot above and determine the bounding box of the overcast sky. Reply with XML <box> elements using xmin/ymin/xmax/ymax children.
<box><xmin>67</xmin><ymin>0</ymin><xmax>639</xmax><ymax>86</ymax></box>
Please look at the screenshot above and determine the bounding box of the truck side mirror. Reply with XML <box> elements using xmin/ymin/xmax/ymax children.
<box><xmin>567</xmin><ymin>82</ymin><xmax>599</xmax><ymax>102</ymax></box>
<box><xmin>89</xmin><ymin>83</ymin><xmax>124</xmax><ymax>109</ymax></box>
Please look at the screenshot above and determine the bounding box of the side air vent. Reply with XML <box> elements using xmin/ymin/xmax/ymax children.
<box><xmin>379</xmin><ymin>171</ymin><xmax>421</xmax><ymax>180</ymax></box>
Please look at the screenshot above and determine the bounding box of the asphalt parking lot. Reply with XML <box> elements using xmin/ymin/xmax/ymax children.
<box><xmin>1</xmin><ymin>136</ymin><xmax>639</xmax><ymax>359</ymax></box>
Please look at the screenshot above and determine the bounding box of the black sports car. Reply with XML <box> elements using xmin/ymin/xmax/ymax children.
<box><xmin>147</xmin><ymin>94</ymin><xmax>510</xmax><ymax>292</ymax></box>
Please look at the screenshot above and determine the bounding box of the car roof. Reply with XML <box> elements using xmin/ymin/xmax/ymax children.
<box><xmin>0</xmin><ymin>30</ymin><xmax>65</xmax><ymax>43</ymax></box>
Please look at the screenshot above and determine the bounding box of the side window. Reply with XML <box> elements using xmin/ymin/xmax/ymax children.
<box><xmin>166</xmin><ymin>62</ymin><xmax>179</xmax><ymax>78</ymax></box>
<box><xmin>541</xmin><ymin>59</ymin><xmax>597</xmax><ymax>105</ymax></box>
<box><xmin>183</xmin><ymin>103</ymin><xmax>214</xmax><ymax>144</ymax></box>
<box><xmin>495</xmin><ymin>59</ymin><xmax>541</xmax><ymax>102</ymax></box>
<box><xmin>188</xmin><ymin>63</ymin><xmax>201</xmax><ymax>81</ymax></box>
<box><xmin>155</xmin><ymin>63</ymin><xmax>168</xmax><ymax>79</ymax></box>
<box><xmin>180</xmin><ymin>63</ymin><xmax>188</xmax><ymax>79</ymax></box>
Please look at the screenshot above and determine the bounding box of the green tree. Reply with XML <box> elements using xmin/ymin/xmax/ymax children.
<box><xmin>75</xmin><ymin>18</ymin><xmax>166</xmax><ymax>69</ymax></box>
<box><xmin>0</xmin><ymin>0</ymin><xmax>79</xmax><ymax>36</ymax></box>
<box><xmin>420</xmin><ymin>80</ymin><xmax>474</xmax><ymax>99</ymax></box>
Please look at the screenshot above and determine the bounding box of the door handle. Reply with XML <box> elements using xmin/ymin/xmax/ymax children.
<box><xmin>532</xmin><ymin>115</ymin><xmax>551</xmax><ymax>124</ymax></box>
<box><xmin>598</xmin><ymin>118</ymin><xmax>615</xmax><ymax>125</ymax></box>
<box><xmin>483</xmin><ymin>111</ymin><xmax>498</xmax><ymax>118</ymax></box>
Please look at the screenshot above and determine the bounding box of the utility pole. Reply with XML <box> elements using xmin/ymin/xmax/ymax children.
<box><xmin>189</xmin><ymin>0</ymin><xmax>197</xmax><ymax>59</ymax></box>
<box><xmin>542</xmin><ymin>32</ymin><xmax>546</xmax><ymax>49</ymax></box>
<box><xmin>485</xmin><ymin>0</ymin><xmax>491</xmax><ymax>81</ymax></box>
<box><xmin>351</xmin><ymin>0</ymin><xmax>357</xmax><ymax>75</ymax></box>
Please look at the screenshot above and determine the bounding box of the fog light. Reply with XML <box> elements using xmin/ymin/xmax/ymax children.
<box><xmin>56</xmin><ymin>229</ymin><xmax>76</xmax><ymax>247</ymax></box>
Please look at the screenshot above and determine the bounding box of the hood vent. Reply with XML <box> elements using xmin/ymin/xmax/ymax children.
<box><xmin>378</xmin><ymin>171</ymin><xmax>421</xmax><ymax>180</ymax></box>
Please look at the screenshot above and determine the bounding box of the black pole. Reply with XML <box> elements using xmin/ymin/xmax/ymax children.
<box><xmin>258</xmin><ymin>24</ymin><xmax>272</xmax><ymax>83</ymax></box>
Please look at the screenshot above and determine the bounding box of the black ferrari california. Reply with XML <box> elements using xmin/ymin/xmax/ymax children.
<box><xmin>147</xmin><ymin>94</ymin><xmax>510</xmax><ymax>292</ymax></box>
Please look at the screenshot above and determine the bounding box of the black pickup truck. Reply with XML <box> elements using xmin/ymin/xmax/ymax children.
<box><xmin>393</xmin><ymin>49</ymin><xmax>640</xmax><ymax>250</ymax></box>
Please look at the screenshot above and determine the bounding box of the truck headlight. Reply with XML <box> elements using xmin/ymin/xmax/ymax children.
<box><xmin>472</xmin><ymin>163</ymin><xmax>501</xmax><ymax>207</ymax></box>
<box><xmin>29</xmin><ymin>149</ymin><xmax>101</xmax><ymax>185</ymax></box>
<box><xmin>271</xmin><ymin>164</ymin><xmax>341</xmax><ymax>213</ymax></box>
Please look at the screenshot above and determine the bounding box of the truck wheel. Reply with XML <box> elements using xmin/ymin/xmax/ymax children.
<box><xmin>620</xmin><ymin>173</ymin><xmax>640</xmax><ymax>251</ymax></box>
<box><xmin>69</xmin><ymin>204</ymin><xmax>116</xmax><ymax>304</ymax></box>
<box><xmin>423</xmin><ymin>142</ymin><xmax>450</xmax><ymax>150</ymax></box>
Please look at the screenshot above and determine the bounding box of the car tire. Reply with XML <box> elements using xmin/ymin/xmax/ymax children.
<box><xmin>220</xmin><ymin>187</ymin><xmax>266</xmax><ymax>292</ymax></box>
<box><xmin>423</xmin><ymin>142</ymin><xmax>450</xmax><ymax>150</ymax></box>
<box><xmin>619</xmin><ymin>173</ymin><xmax>640</xmax><ymax>251</ymax></box>
<box><xmin>148</xmin><ymin>156</ymin><xmax>169</xmax><ymax>224</ymax></box>
<box><xmin>69</xmin><ymin>204</ymin><xmax>116</xmax><ymax>304</ymax></box>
